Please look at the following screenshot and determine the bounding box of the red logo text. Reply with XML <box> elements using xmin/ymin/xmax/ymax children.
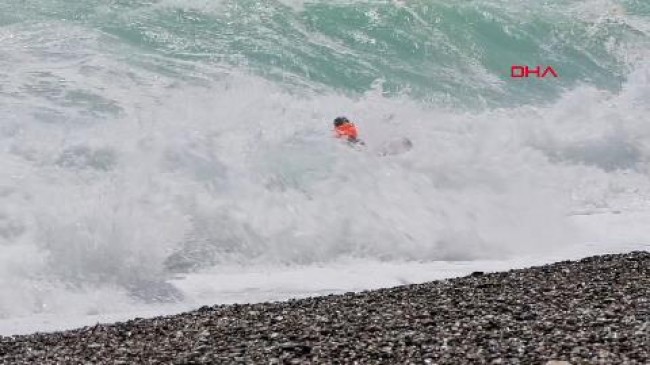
<box><xmin>511</xmin><ymin>65</ymin><xmax>559</xmax><ymax>78</ymax></box>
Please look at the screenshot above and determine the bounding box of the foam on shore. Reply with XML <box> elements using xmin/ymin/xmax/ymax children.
<box><xmin>1</xmin><ymin>251</ymin><xmax>647</xmax><ymax>364</ymax></box>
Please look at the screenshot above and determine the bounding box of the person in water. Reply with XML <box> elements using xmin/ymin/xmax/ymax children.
<box><xmin>333</xmin><ymin>116</ymin><xmax>364</xmax><ymax>145</ymax></box>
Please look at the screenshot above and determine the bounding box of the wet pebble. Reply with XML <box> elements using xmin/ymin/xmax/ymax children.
<box><xmin>0</xmin><ymin>251</ymin><xmax>648</xmax><ymax>364</ymax></box>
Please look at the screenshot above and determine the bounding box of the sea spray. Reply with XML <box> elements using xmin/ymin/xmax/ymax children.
<box><xmin>0</xmin><ymin>0</ymin><xmax>647</xmax><ymax>327</ymax></box>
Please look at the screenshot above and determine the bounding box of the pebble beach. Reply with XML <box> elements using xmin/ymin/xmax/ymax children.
<box><xmin>1</xmin><ymin>251</ymin><xmax>648</xmax><ymax>364</ymax></box>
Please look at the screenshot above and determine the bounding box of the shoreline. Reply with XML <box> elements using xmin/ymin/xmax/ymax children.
<box><xmin>1</xmin><ymin>251</ymin><xmax>648</xmax><ymax>364</ymax></box>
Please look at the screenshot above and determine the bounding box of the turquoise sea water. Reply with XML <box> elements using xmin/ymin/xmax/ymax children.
<box><xmin>0</xmin><ymin>0</ymin><xmax>648</xmax><ymax>324</ymax></box>
<box><xmin>2</xmin><ymin>0</ymin><xmax>646</xmax><ymax>106</ymax></box>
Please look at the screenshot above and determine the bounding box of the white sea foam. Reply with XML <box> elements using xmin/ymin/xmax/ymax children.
<box><xmin>0</xmin><ymin>1</ymin><xmax>648</xmax><ymax>334</ymax></box>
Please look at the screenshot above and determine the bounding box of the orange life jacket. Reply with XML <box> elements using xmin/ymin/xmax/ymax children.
<box><xmin>334</xmin><ymin>122</ymin><xmax>358</xmax><ymax>140</ymax></box>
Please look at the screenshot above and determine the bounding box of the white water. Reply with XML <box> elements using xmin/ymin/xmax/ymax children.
<box><xmin>1</xmin><ymin>211</ymin><xmax>648</xmax><ymax>336</ymax></box>
<box><xmin>1</xmin><ymin>19</ymin><xmax>649</xmax><ymax>335</ymax></box>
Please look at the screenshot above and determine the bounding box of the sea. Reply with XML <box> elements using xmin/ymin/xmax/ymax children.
<box><xmin>0</xmin><ymin>0</ymin><xmax>648</xmax><ymax>335</ymax></box>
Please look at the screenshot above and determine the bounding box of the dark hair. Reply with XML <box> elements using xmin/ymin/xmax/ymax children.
<box><xmin>333</xmin><ymin>116</ymin><xmax>349</xmax><ymax>127</ymax></box>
